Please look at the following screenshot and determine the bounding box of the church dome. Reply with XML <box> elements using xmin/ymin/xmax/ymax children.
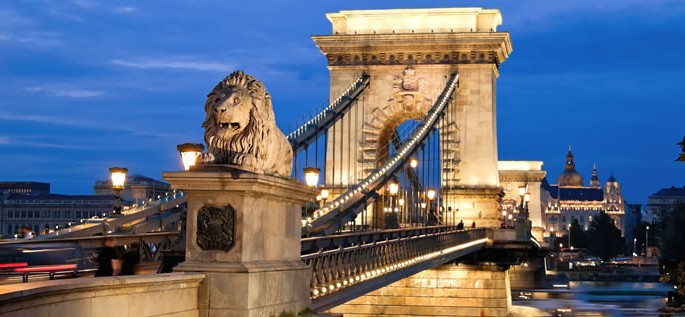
<box><xmin>557</xmin><ymin>148</ymin><xmax>584</xmax><ymax>187</ymax></box>
<box><xmin>558</xmin><ymin>169</ymin><xmax>584</xmax><ymax>187</ymax></box>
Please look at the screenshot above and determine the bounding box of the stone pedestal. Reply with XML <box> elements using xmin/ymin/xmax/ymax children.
<box><xmin>163</xmin><ymin>167</ymin><xmax>315</xmax><ymax>317</ymax></box>
<box><xmin>329</xmin><ymin>263</ymin><xmax>511</xmax><ymax>316</ymax></box>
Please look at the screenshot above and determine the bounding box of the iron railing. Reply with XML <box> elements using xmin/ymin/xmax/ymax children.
<box><xmin>302</xmin><ymin>226</ymin><xmax>488</xmax><ymax>309</ymax></box>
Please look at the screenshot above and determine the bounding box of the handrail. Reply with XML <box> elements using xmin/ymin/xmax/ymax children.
<box><xmin>288</xmin><ymin>74</ymin><xmax>370</xmax><ymax>153</ymax></box>
<box><xmin>301</xmin><ymin>73</ymin><xmax>459</xmax><ymax>236</ymax></box>
<box><xmin>35</xmin><ymin>191</ymin><xmax>186</xmax><ymax>240</ymax></box>
<box><xmin>305</xmin><ymin>228</ymin><xmax>488</xmax><ymax>310</ymax></box>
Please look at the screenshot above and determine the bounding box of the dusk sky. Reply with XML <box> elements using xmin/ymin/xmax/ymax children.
<box><xmin>1</xmin><ymin>1</ymin><xmax>683</xmax><ymax>205</ymax></box>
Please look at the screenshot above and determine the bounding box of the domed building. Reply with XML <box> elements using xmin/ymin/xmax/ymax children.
<box><xmin>540</xmin><ymin>148</ymin><xmax>625</xmax><ymax>243</ymax></box>
<box><xmin>557</xmin><ymin>150</ymin><xmax>584</xmax><ymax>187</ymax></box>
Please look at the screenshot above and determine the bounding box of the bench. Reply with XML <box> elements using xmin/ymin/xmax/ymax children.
<box><xmin>0</xmin><ymin>262</ymin><xmax>28</xmax><ymax>270</ymax></box>
<box><xmin>12</xmin><ymin>264</ymin><xmax>78</xmax><ymax>283</ymax></box>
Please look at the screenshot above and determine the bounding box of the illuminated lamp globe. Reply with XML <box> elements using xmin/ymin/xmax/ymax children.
<box><xmin>388</xmin><ymin>181</ymin><xmax>399</xmax><ymax>196</ymax></box>
<box><xmin>304</xmin><ymin>167</ymin><xmax>320</xmax><ymax>187</ymax></box>
<box><xmin>177</xmin><ymin>143</ymin><xmax>205</xmax><ymax>171</ymax></box>
<box><xmin>109</xmin><ymin>167</ymin><xmax>128</xmax><ymax>189</ymax></box>
<box><xmin>427</xmin><ymin>188</ymin><xmax>436</xmax><ymax>200</ymax></box>
<box><xmin>410</xmin><ymin>158</ymin><xmax>418</xmax><ymax>168</ymax></box>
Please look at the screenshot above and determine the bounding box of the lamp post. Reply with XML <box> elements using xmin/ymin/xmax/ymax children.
<box><xmin>177</xmin><ymin>143</ymin><xmax>205</xmax><ymax>171</ymax></box>
<box><xmin>427</xmin><ymin>188</ymin><xmax>436</xmax><ymax>225</ymax></box>
<box><xmin>109</xmin><ymin>167</ymin><xmax>128</xmax><ymax>217</ymax></box>
<box><xmin>303</xmin><ymin>167</ymin><xmax>320</xmax><ymax>188</ymax></box>
<box><xmin>386</xmin><ymin>179</ymin><xmax>400</xmax><ymax>229</ymax></box>
<box><xmin>320</xmin><ymin>188</ymin><xmax>329</xmax><ymax>206</ymax></box>
<box><xmin>645</xmin><ymin>225</ymin><xmax>650</xmax><ymax>258</ymax></box>
<box><xmin>515</xmin><ymin>185</ymin><xmax>531</xmax><ymax>239</ymax></box>
<box><xmin>568</xmin><ymin>223</ymin><xmax>572</xmax><ymax>249</ymax></box>
<box><xmin>633</xmin><ymin>238</ymin><xmax>637</xmax><ymax>256</ymax></box>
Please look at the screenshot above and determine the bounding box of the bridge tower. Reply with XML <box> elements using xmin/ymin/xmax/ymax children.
<box><xmin>314</xmin><ymin>8</ymin><xmax>513</xmax><ymax>228</ymax></box>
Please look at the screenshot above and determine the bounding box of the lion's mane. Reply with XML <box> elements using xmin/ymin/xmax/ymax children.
<box><xmin>201</xmin><ymin>71</ymin><xmax>292</xmax><ymax>177</ymax></box>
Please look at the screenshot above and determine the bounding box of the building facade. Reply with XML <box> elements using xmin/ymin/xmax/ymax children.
<box><xmin>93</xmin><ymin>174</ymin><xmax>170</xmax><ymax>205</ymax></box>
<box><xmin>1</xmin><ymin>193</ymin><xmax>113</xmax><ymax>238</ymax></box>
<box><xmin>540</xmin><ymin>150</ymin><xmax>625</xmax><ymax>240</ymax></box>
<box><xmin>1</xmin><ymin>175</ymin><xmax>170</xmax><ymax>238</ymax></box>
<box><xmin>498</xmin><ymin>161</ymin><xmax>546</xmax><ymax>240</ymax></box>
<box><xmin>645</xmin><ymin>186</ymin><xmax>685</xmax><ymax>224</ymax></box>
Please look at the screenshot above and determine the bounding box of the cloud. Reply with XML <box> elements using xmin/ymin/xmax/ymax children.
<box><xmin>114</xmin><ymin>6</ymin><xmax>136</xmax><ymax>14</ymax></box>
<box><xmin>26</xmin><ymin>86</ymin><xmax>104</xmax><ymax>98</ymax></box>
<box><xmin>71</xmin><ymin>0</ymin><xmax>96</xmax><ymax>9</ymax></box>
<box><xmin>111</xmin><ymin>58</ymin><xmax>234</xmax><ymax>72</ymax></box>
<box><xmin>0</xmin><ymin>31</ymin><xmax>61</xmax><ymax>46</ymax></box>
<box><xmin>0</xmin><ymin>111</ymin><xmax>186</xmax><ymax>140</ymax></box>
<box><xmin>0</xmin><ymin>135</ymin><xmax>97</xmax><ymax>150</ymax></box>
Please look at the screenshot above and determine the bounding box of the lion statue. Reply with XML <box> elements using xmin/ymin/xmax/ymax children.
<box><xmin>201</xmin><ymin>70</ymin><xmax>292</xmax><ymax>177</ymax></box>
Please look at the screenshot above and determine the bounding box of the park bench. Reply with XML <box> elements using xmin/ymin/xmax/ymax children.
<box><xmin>0</xmin><ymin>262</ymin><xmax>28</xmax><ymax>270</ymax></box>
<box><xmin>11</xmin><ymin>264</ymin><xmax>78</xmax><ymax>283</ymax></box>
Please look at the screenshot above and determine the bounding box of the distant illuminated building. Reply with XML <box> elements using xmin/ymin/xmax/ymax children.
<box><xmin>93</xmin><ymin>174</ymin><xmax>170</xmax><ymax>205</ymax></box>
<box><xmin>541</xmin><ymin>149</ymin><xmax>625</xmax><ymax>239</ymax></box>
<box><xmin>645</xmin><ymin>186</ymin><xmax>685</xmax><ymax>224</ymax></box>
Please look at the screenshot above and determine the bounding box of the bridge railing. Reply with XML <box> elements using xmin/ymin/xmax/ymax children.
<box><xmin>302</xmin><ymin>226</ymin><xmax>488</xmax><ymax>307</ymax></box>
<box><xmin>287</xmin><ymin>74</ymin><xmax>370</xmax><ymax>154</ymax></box>
<box><xmin>36</xmin><ymin>191</ymin><xmax>186</xmax><ymax>239</ymax></box>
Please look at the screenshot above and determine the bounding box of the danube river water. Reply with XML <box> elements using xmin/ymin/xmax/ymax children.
<box><xmin>513</xmin><ymin>281</ymin><xmax>683</xmax><ymax>316</ymax></box>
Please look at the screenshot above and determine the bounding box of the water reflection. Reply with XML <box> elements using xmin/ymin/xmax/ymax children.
<box><xmin>514</xmin><ymin>281</ymin><xmax>681</xmax><ymax>316</ymax></box>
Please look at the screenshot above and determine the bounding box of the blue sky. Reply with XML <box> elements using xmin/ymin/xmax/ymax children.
<box><xmin>0</xmin><ymin>1</ymin><xmax>683</xmax><ymax>205</ymax></box>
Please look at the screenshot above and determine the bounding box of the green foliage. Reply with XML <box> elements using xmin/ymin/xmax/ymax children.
<box><xmin>569</xmin><ymin>218</ymin><xmax>588</xmax><ymax>248</ymax></box>
<box><xmin>661</xmin><ymin>260</ymin><xmax>685</xmax><ymax>305</ymax></box>
<box><xmin>586</xmin><ymin>211</ymin><xmax>623</xmax><ymax>261</ymax></box>
<box><xmin>660</xmin><ymin>203</ymin><xmax>685</xmax><ymax>261</ymax></box>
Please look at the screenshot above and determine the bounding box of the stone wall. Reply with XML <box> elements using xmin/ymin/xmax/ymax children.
<box><xmin>0</xmin><ymin>273</ymin><xmax>204</xmax><ymax>317</ymax></box>
<box><xmin>329</xmin><ymin>263</ymin><xmax>511</xmax><ymax>317</ymax></box>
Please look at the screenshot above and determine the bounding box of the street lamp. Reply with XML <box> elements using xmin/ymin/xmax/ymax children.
<box><xmin>177</xmin><ymin>143</ymin><xmax>205</xmax><ymax>171</ymax></box>
<box><xmin>633</xmin><ymin>238</ymin><xmax>637</xmax><ymax>256</ymax></box>
<box><xmin>303</xmin><ymin>167</ymin><xmax>320</xmax><ymax>188</ymax></box>
<box><xmin>568</xmin><ymin>223</ymin><xmax>572</xmax><ymax>249</ymax></box>
<box><xmin>388</xmin><ymin>181</ymin><xmax>399</xmax><ymax>196</ymax></box>
<box><xmin>515</xmin><ymin>184</ymin><xmax>531</xmax><ymax>238</ymax></box>
<box><xmin>385</xmin><ymin>179</ymin><xmax>400</xmax><ymax>229</ymax></box>
<box><xmin>109</xmin><ymin>167</ymin><xmax>128</xmax><ymax>216</ymax></box>
<box><xmin>426</xmin><ymin>188</ymin><xmax>436</xmax><ymax>201</ymax></box>
<box><xmin>410</xmin><ymin>158</ymin><xmax>418</xmax><ymax>168</ymax></box>
<box><xmin>320</xmin><ymin>188</ymin><xmax>329</xmax><ymax>205</ymax></box>
<box><xmin>645</xmin><ymin>225</ymin><xmax>650</xmax><ymax>258</ymax></box>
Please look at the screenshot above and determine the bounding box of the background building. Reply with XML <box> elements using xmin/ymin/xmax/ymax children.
<box><xmin>93</xmin><ymin>174</ymin><xmax>169</xmax><ymax>205</ymax></box>
<box><xmin>645</xmin><ymin>186</ymin><xmax>685</xmax><ymax>224</ymax></box>
<box><xmin>1</xmin><ymin>193</ymin><xmax>113</xmax><ymax>238</ymax></box>
<box><xmin>540</xmin><ymin>149</ymin><xmax>625</xmax><ymax>241</ymax></box>
<box><xmin>1</xmin><ymin>175</ymin><xmax>169</xmax><ymax>238</ymax></box>
<box><xmin>624</xmin><ymin>203</ymin><xmax>642</xmax><ymax>246</ymax></box>
<box><xmin>498</xmin><ymin>161</ymin><xmax>546</xmax><ymax>240</ymax></box>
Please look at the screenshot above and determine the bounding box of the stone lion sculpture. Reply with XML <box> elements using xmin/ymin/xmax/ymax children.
<box><xmin>201</xmin><ymin>70</ymin><xmax>292</xmax><ymax>177</ymax></box>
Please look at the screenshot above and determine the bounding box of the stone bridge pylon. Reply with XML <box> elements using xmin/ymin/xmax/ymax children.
<box><xmin>315</xmin><ymin>8</ymin><xmax>513</xmax><ymax>228</ymax></box>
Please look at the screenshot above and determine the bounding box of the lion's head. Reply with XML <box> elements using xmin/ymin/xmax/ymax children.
<box><xmin>201</xmin><ymin>71</ymin><xmax>292</xmax><ymax>177</ymax></box>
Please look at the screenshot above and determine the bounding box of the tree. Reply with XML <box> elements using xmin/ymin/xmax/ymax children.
<box><xmin>569</xmin><ymin>218</ymin><xmax>588</xmax><ymax>249</ymax></box>
<box><xmin>586</xmin><ymin>211</ymin><xmax>624</xmax><ymax>261</ymax></box>
<box><xmin>660</xmin><ymin>202</ymin><xmax>685</xmax><ymax>261</ymax></box>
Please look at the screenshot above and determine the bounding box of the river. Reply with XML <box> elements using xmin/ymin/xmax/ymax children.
<box><xmin>513</xmin><ymin>281</ymin><xmax>682</xmax><ymax>316</ymax></box>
